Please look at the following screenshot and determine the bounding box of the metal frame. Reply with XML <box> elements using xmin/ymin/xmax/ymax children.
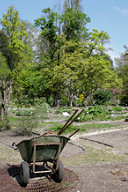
<box><xmin>32</xmin><ymin>142</ymin><xmax>62</xmax><ymax>174</ymax></box>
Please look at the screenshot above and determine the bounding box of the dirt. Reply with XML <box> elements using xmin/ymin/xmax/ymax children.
<box><xmin>1</xmin><ymin>116</ymin><xmax>128</xmax><ymax>191</ymax></box>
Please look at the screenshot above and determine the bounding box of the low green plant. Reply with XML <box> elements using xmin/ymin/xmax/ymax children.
<box><xmin>77</xmin><ymin>105</ymin><xmax>107</xmax><ymax>121</ymax></box>
<box><xmin>125</xmin><ymin>116</ymin><xmax>128</xmax><ymax>122</ymax></box>
<box><xmin>15</xmin><ymin>110</ymin><xmax>33</xmax><ymax>116</ymax></box>
<box><xmin>55</xmin><ymin>106</ymin><xmax>72</xmax><ymax>114</ymax></box>
<box><xmin>35</xmin><ymin>102</ymin><xmax>50</xmax><ymax>113</ymax></box>
<box><xmin>108</xmin><ymin>106</ymin><xmax>122</xmax><ymax>112</ymax></box>
<box><xmin>83</xmin><ymin>123</ymin><xmax>118</xmax><ymax>129</ymax></box>
<box><xmin>50</xmin><ymin>124</ymin><xmax>86</xmax><ymax>133</ymax></box>
<box><xmin>13</xmin><ymin>118</ymin><xmax>39</xmax><ymax>136</ymax></box>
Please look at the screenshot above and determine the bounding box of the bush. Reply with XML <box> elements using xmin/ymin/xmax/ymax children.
<box><xmin>13</xmin><ymin>119</ymin><xmax>38</xmax><ymax>136</ymax></box>
<box><xmin>93</xmin><ymin>89</ymin><xmax>113</xmax><ymax>105</ymax></box>
<box><xmin>77</xmin><ymin>105</ymin><xmax>107</xmax><ymax>121</ymax></box>
<box><xmin>108</xmin><ymin>106</ymin><xmax>122</xmax><ymax>112</ymax></box>
<box><xmin>61</xmin><ymin>95</ymin><xmax>70</xmax><ymax>106</ymax></box>
<box><xmin>120</xmin><ymin>94</ymin><xmax>128</xmax><ymax>106</ymax></box>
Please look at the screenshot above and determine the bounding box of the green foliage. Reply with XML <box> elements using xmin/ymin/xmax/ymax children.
<box><xmin>87</xmin><ymin>29</ymin><xmax>110</xmax><ymax>55</ymax></box>
<box><xmin>15</xmin><ymin>109</ymin><xmax>33</xmax><ymax>116</ymax></box>
<box><xmin>120</xmin><ymin>93</ymin><xmax>128</xmax><ymax>105</ymax></box>
<box><xmin>78</xmin><ymin>105</ymin><xmax>107</xmax><ymax>121</ymax></box>
<box><xmin>61</xmin><ymin>95</ymin><xmax>70</xmax><ymax>106</ymax></box>
<box><xmin>108</xmin><ymin>106</ymin><xmax>122</xmax><ymax>112</ymax></box>
<box><xmin>61</xmin><ymin>7</ymin><xmax>90</xmax><ymax>41</ymax></box>
<box><xmin>12</xmin><ymin>103</ymin><xmax>50</xmax><ymax>135</ymax></box>
<box><xmin>125</xmin><ymin>116</ymin><xmax>128</xmax><ymax>122</ymax></box>
<box><xmin>0</xmin><ymin>120</ymin><xmax>11</xmax><ymax>130</ymax></box>
<box><xmin>0</xmin><ymin>30</ymin><xmax>17</xmax><ymax>71</ymax></box>
<box><xmin>13</xmin><ymin>119</ymin><xmax>38</xmax><ymax>136</ymax></box>
<box><xmin>115</xmin><ymin>47</ymin><xmax>128</xmax><ymax>105</ymax></box>
<box><xmin>51</xmin><ymin>124</ymin><xmax>86</xmax><ymax>133</ymax></box>
<box><xmin>0</xmin><ymin>4</ymin><xmax>123</xmax><ymax>108</ymax></box>
<box><xmin>93</xmin><ymin>89</ymin><xmax>113</xmax><ymax>105</ymax></box>
<box><xmin>0</xmin><ymin>52</ymin><xmax>10</xmax><ymax>78</ymax></box>
<box><xmin>35</xmin><ymin>102</ymin><xmax>50</xmax><ymax>113</ymax></box>
<box><xmin>35</xmin><ymin>8</ymin><xmax>59</xmax><ymax>60</ymax></box>
<box><xmin>83</xmin><ymin>123</ymin><xmax>118</xmax><ymax>129</ymax></box>
<box><xmin>1</xmin><ymin>6</ymin><xmax>30</xmax><ymax>60</ymax></box>
<box><xmin>55</xmin><ymin>106</ymin><xmax>72</xmax><ymax>114</ymax></box>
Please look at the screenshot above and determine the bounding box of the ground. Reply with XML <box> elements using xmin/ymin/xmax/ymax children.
<box><xmin>0</xmin><ymin>110</ymin><xmax>128</xmax><ymax>191</ymax></box>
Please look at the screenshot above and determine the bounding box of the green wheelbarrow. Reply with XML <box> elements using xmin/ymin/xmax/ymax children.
<box><xmin>16</xmin><ymin>135</ymin><xmax>70</xmax><ymax>186</ymax></box>
<box><xmin>15</xmin><ymin>109</ymin><xmax>84</xmax><ymax>186</ymax></box>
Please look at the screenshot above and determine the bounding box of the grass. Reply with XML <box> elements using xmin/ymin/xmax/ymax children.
<box><xmin>82</xmin><ymin>123</ymin><xmax>120</xmax><ymax>129</ymax></box>
<box><xmin>62</xmin><ymin>145</ymin><xmax>128</xmax><ymax>166</ymax></box>
<box><xmin>7</xmin><ymin>105</ymin><xmax>128</xmax><ymax>136</ymax></box>
<box><xmin>50</xmin><ymin>124</ymin><xmax>86</xmax><ymax>133</ymax></box>
<box><xmin>50</xmin><ymin>122</ymin><xmax>121</xmax><ymax>134</ymax></box>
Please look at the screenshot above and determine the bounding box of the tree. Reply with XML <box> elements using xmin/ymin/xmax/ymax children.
<box><xmin>115</xmin><ymin>47</ymin><xmax>128</xmax><ymax>104</ymax></box>
<box><xmin>0</xmin><ymin>30</ymin><xmax>17</xmax><ymax>71</ymax></box>
<box><xmin>61</xmin><ymin>7</ymin><xmax>90</xmax><ymax>41</ymax></box>
<box><xmin>87</xmin><ymin>29</ymin><xmax>110</xmax><ymax>56</ymax></box>
<box><xmin>1</xmin><ymin>6</ymin><xmax>30</xmax><ymax>61</ymax></box>
<box><xmin>0</xmin><ymin>52</ymin><xmax>11</xmax><ymax>128</ymax></box>
<box><xmin>64</xmin><ymin>0</ymin><xmax>82</xmax><ymax>11</ymax></box>
<box><xmin>35</xmin><ymin>8</ymin><xmax>59</xmax><ymax>61</ymax></box>
<box><xmin>0</xmin><ymin>6</ymin><xmax>32</xmax><ymax>127</ymax></box>
<box><xmin>52</xmin><ymin>38</ymin><xmax>121</xmax><ymax>106</ymax></box>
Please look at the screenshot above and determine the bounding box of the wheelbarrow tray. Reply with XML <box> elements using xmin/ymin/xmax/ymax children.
<box><xmin>16</xmin><ymin>135</ymin><xmax>70</xmax><ymax>163</ymax></box>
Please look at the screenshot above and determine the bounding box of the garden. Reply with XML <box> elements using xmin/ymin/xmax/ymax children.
<box><xmin>0</xmin><ymin>0</ymin><xmax>128</xmax><ymax>191</ymax></box>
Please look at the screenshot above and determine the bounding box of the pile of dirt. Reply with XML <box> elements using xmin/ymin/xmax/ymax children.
<box><xmin>0</xmin><ymin>163</ymin><xmax>81</xmax><ymax>192</ymax></box>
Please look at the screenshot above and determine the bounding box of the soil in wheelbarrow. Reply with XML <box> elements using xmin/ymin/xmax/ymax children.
<box><xmin>0</xmin><ymin>162</ymin><xmax>81</xmax><ymax>192</ymax></box>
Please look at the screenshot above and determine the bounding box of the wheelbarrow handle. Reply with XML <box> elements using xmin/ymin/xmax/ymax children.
<box><xmin>12</xmin><ymin>142</ymin><xmax>18</xmax><ymax>150</ymax></box>
<box><xmin>58</xmin><ymin>109</ymin><xmax>84</xmax><ymax>135</ymax></box>
<box><xmin>57</xmin><ymin>109</ymin><xmax>78</xmax><ymax>135</ymax></box>
<box><xmin>68</xmin><ymin>128</ymin><xmax>80</xmax><ymax>138</ymax></box>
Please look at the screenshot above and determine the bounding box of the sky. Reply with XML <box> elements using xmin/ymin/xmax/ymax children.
<box><xmin>0</xmin><ymin>0</ymin><xmax>128</xmax><ymax>64</ymax></box>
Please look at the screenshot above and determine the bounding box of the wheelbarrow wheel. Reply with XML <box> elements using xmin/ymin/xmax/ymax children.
<box><xmin>20</xmin><ymin>161</ymin><xmax>29</xmax><ymax>186</ymax></box>
<box><xmin>53</xmin><ymin>160</ymin><xmax>64</xmax><ymax>183</ymax></box>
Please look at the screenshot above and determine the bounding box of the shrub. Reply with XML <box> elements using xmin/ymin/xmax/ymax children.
<box><xmin>108</xmin><ymin>106</ymin><xmax>122</xmax><ymax>112</ymax></box>
<box><xmin>120</xmin><ymin>94</ymin><xmax>128</xmax><ymax>106</ymax></box>
<box><xmin>13</xmin><ymin>119</ymin><xmax>38</xmax><ymax>136</ymax></box>
<box><xmin>61</xmin><ymin>95</ymin><xmax>70</xmax><ymax>106</ymax></box>
<box><xmin>93</xmin><ymin>89</ymin><xmax>113</xmax><ymax>105</ymax></box>
<box><xmin>77</xmin><ymin>105</ymin><xmax>107</xmax><ymax>121</ymax></box>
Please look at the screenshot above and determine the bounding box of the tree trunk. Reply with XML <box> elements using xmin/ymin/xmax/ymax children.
<box><xmin>69</xmin><ymin>93</ymin><xmax>74</xmax><ymax>107</ymax></box>
<box><xmin>0</xmin><ymin>79</ymin><xmax>11</xmax><ymax>129</ymax></box>
<box><xmin>53</xmin><ymin>93</ymin><xmax>60</xmax><ymax>106</ymax></box>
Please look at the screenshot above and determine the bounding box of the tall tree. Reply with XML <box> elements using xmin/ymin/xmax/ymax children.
<box><xmin>0</xmin><ymin>52</ymin><xmax>11</xmax><ymax>128</ymax></box>
<box><xmin>64</xmin><ymin>0</ymin><xmax>82</xmax><ymax>10</ymax></box>
<box><xmin>35</xmin><ymin>8</ymin><xmax>59</xmax><ymax>61</ymax></box>
<box><xmin>1</xmin><ymin>6</ymin><xmax>30</xmax><ymax>62</ymax></box>
<box><xmin>61</xmin><ymin>7</ymin><xmax>90</xmax><ymax>41</ymax></box>
<box><xmin>115</xmin><ymin>46</ymin><xmax>128</xmax><ymax>104</ymax></box>
<box><xmin>0</xmin><ymin>6</ymin><xmax>32</xmax><ymax>127</ymax></box>
<box><xmin>87</xmin><ymin>29</ymin><xmax>110</xmax><ymax>56</ymax></box>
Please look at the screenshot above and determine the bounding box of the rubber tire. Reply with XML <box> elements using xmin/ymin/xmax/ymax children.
<box><xmin>20</xmin><ymin>161</ymin><xmax>29</xmax><ymax>186</ymax></box>
<box><xmin>53</xmin><ymin>160</ymin><xmax>64</xmax><ymax>183</ymax></box>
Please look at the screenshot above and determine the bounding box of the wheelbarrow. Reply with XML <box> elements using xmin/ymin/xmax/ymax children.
<box><xmin>15</xmin><ymin>109</ymin><xmax>84</xmax><ymax>186</ymax></box>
